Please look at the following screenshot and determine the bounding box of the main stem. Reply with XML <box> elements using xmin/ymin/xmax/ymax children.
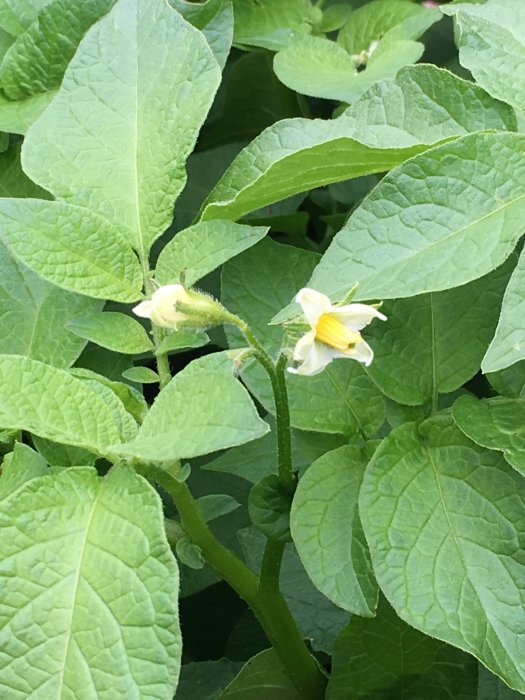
<box><xmin>154</xmin><ymin>471</ymin><xmax>326</xmax><ymax>699</ymax></box>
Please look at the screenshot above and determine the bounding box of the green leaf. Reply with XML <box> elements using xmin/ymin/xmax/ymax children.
<box><xmin>0</xmin><ymin>442</ymin><xmax>47</xmax><ymax>501</ymax></box>
<box><xmin>442</xmin><ymin>0</ymin><xmax>525</xmax><ymax>114</ymax></box>
<box><xmin>0</xmin><ymin>142</ymin><xmax>49</xmax><ymax>198</ymax></box>
<box><xmin>111</xmin><ymin>353</ymin><xmax>270</xmax><ymax>463</ymax></box>
<box><xmin>22</xmin><ymin>0</ymin><xmax>221</xmax><ymax>254</ymax></box>
<box><xmin>248</xmin><ymin>474</ymin><xmax>293</xmax><ymax>541</ymax></box>
<box><xmin>318</xmin><ymin>4</ymin><xmax>353</xmax><ymax>33</ymax></box>
<box><xmin>71</xmin><ymin>367</ymin><xmax>149</xmax><ymax>424</ymax></box>
<box><xmin>220</xmin><ymin>648</ymin><xmax>301</xmax><ymax>699</ymax></box>
<box><xmin>0</xmin><ymin>0</ymin><xmax>50</xmax><ymax>35</ymax></box>
<box><xmin>203</xmin><ymin>418</ymin><xmax>346</xmax><ymax>483</ymax></box>
<box><xmin>338</xmin><ymin>0</ymin><xmax>431</xmax><ymax>55</ymax></box>
<box><xmin>366</xmin><ymin>261</ymin><xmax>513</xmax><ymax>405</ymax></box>
<box><xmin>360</xmin><ymin>415</ymin><xmax>525</xmax><ymax>693</ymax></box>
<box><xmin>0</xmin><ymin>466</ymin><xmax>181</xmax><ymax>698</ymax></box>
<box><xmin>157</xmin><ymin>329</ymin><xmax>210</xmax><ymax>354</ymax></box>
<box><xmin>273</xmin><ymin>36</ymin><xmax>358</xmax><ymax>102</ymax></box>
<box><xmin>327</xmin><ymin>597</ymin><xmax>477</xmax><ymax>700</ymax></box>
<box><xmin>32</xmin><ymin>434</ymin><xmax>96</xmax><ymax>467</ymax></box>
<box><xmin>290</xmin><ymin>445</ymin><xmax>377</xmax><ymax>616</ymax></box>
<box><xmin>0</xmin><ymin>0</ymin><xmax>116</xmax><ymax>99</ymax></box>
<box><xmin>155</xmin><ymin>220</ymin><xmax>268</xmax><ymax>287</ymax></box>
<box><xmin>0</xmin><ymin>199</ymin><xmax>143</xmax><ymax>302</ymax></box>
<box><xmin>478</xmin><ymin>665</ymin><xmax>524</xmax><ymax>700</ymax></box>
<box><xmin>302</xmin><ymin>132</ymin><xmax>525</xmax><ymax>307</ymax></box>
<box><xmin>239</xmin><ymin>528</ymin><xmax>348</xmax><ymax>653</ymax></box>
<box><xmin>169</xmin><ymin>0</ymin><xmax>233</xmax><ymax>69</ymax></box>
<box><xmin>0</xmin><ymin>89</ymin><xmax>55</xmax><ymax>133</ymax></box>
<box><xmin>483</xmin><ymin>247</ymin><xmax>525</xmax><ymax>372</ymax></box>
<box><xmin>122</xmin><ymin>366</ymin><xmax>159</xmax><ymax>384</ymax></box>
<box><xmin>200</xmin><ymin>51</ymin><xmax>301</xmax><ymax>151</ymax></box>
<box><xmin>67</xmin><ymin>312</ymin><xmax>154</xmax><ymax>355</ymax></box>
<box><xmin>196</xmin><ymin>493</ymin><xmax>240</xmax><ymax>522</ymax></box>
<box><xmin>201</xmin><ymin>65</ymin><xmax>515</xmax><ymax>221</ymax></box>
<box><xmin>487</xmin><ymin>361</ymin><xmax>525</xmax><ymax>399</ymax></box>
<box><xmin>232</xmin><ymin>0</ymin><xmax>320</xmax><ymax>51</ymax></box>
<box><xmin>0</xmin><ymin>355</ymin><xmax>137</xmax><ymax>455</ymax></box>
<box><xmin>452</xmin><ymin>394</ymin><xmax>525</xmax><ymax>476</ymax></box>
<box><xmin>0</xmin><ymin>241</ymin><xmax>104</xmax><ymax>367</ymax></box>
<box><xmin>176</xmin><ymin>659</ymin><xmax>243</xmax><ymax>700</ymax></box>
<box><xmin>274</xmin><ymin>34</ymin><xmax>427</xmax><ymax>104</ymax></box>
<box><xmin>222</xmin><ymin>239</ymin><xmax>385</xmax><ymax>437</ymax></box>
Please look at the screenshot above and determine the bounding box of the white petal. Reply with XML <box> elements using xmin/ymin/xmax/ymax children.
<box><xmin>295</xmin><ymin>287</ymin><xmax>332</xmax><ymax>328</ymax></box>
<box><xmin>288</xmin><ymin>337</ymin><xmax>333</xmax><ymax>376</ymax></box>
<box><xmin>332</xmin><ymin>303</ymin><xmax>386</xmax><ymax>331</ymax></box>
<box><xmin>350</xmin><ymin>338</ymin><xmax>375</xmax><ymax>366</ymax></box>
<box><xmin>133</xmin><ymin>300</ymin><xmax>153</xmax><ymax>318</ymax></box>
<box><xmin>291</xmin><ymin>329</ymin><xmax>316</xmax><ymax>362</ymax></box>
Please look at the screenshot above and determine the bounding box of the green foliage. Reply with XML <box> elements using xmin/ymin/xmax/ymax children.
<box><xmin>0</xmin><ymin>466</ymin><xmax>181</xmax><ymax>698</ymax></box>
<box><xmin>1</xmin><ymin>0</ymin><xmax>525</xmax><ymax>697</ymax></box>
<box><xmin>360</xmin><ymin>416</ymin><xmax>525</xmax><ymax>692</ymax></box>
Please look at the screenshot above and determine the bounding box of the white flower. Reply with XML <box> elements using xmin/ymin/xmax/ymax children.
<box><xmin>133</xmin><ymin>284</ymin><xmax>194</xmax><ymax>328</ymax></box>
<box><xmin>287</xmin><ymin>288</ymin><xmax>386</xmax><ymax>376</ymax></box>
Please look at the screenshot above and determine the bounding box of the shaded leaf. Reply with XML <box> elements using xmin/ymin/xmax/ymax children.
<box><xmin>291</xmin><ymin>445</ymin><xmax>377</xmax><ymax>616</ymax></box>
<box><xmin>360</xmin><ymin>416</ymin><xmax>525</xmax><ymax>693</ymax></box>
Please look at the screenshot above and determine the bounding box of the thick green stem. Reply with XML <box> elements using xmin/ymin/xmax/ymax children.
<box><xmin>150</xmin><ymin>470</ymin><xmax>326</xmax><ymax>699</ymax></box>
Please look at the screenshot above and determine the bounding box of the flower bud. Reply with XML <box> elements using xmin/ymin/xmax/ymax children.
<box><xmin>133</xmin><ymin>284</ymin><xmax>229</xmax><ymax>330</ymax></box>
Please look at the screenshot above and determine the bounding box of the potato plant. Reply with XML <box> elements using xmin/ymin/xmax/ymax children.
<box><xmin>0</xmin><ymin>0</ymin><xmax>524</xmax><ymax>698</ymax></box>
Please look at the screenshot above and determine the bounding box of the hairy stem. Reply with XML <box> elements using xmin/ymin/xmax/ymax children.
<box><xmin>147</xmin><ymin>468</ymin><xmax>326</xmax><ymax>699</ymax></box>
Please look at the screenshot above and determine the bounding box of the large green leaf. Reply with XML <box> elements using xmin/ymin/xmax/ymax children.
<box><xmin>442</xmin><ymin>0</ymin><xmax>525</xmax><ymax>114</ymax></box>
<box><xmin>0</xmin><ymin>466</ymin><xmax>181</xmax><ymax>699</ymax></box>
<box><xmin>22</xmin><ymin>0</ymin><xmax>221</xmax><ymax>255</ymax></box>
<box><xmin>298</xmin><ymin>132</ymin><xmax>525</xmax><ymax>308</ymax></box>
<box><xmin>483</xmin><ymin>247</ymin><xmax>525</xmax><ymax>373</ymax></box>
<box><xmin>220</xmin><ymin>649</ymin><xmax>301</xmax><ymax>699</ymax></box>
<box><xmin>452</xmin><ymin>394</ymin><xmax>525</xmax><ymax>476</ymax></box>
<box><xmin>360</xmin><ymin>416</ymin><xmax>525</xmax><ymax>693</ymax></box>
<box><xmin>327</xmin><ymin>598</ymin><xmax>477</xmax><ymax>700</ymax></box>
<box><xmin>232</xmin><ymin>0</ymin><xmax>319</xmax><ymax>51</ymax></box>
<box><xmin>200</xmin><ymin>65</ymin><xmax>515</xmax><ymax>221</ymax></box>
<box><xmin>290</xmin><ymin>445</ymin><xmax>377</xmax><ymax>616</ymax></box>
<box><xmin>0</xmin><ymin>199</ymin><xmax>143</xmax><ymax>302</ymax></box>
<box><xmin>0</xmin><ymin>0</ymin><xmax>116</xmax><ymax>99</ymax></box>
<box><xmin>0</xmin><ymin>89</ymin><xmax>55</xmax><ymax>133</ymax></box>
<box><xmin>66</xmin><ymin>312</ymin><xmax>154</xmax><ymax>355</ymax></box>
<box><xmin>155</xmin><ymin>220</ymin><xmax>267</xmax><ymax>287</ymax></box>
<box><xmin>0</xmin><ymin>0</ymin><xmax>51</xmax><ymax>35</ymax></box>
<box><xmin>111</xmin><ymin>353</ymin><xmax>269</xmax><ymax>463</ymax></box>
<box><xmin>366</xmin><ymin>262</ymin><xmax>512</xmax><ymax>405</ymax></box>
<box><xmin>239</xmin><ymin>528</ymin><xmax>348</xmax><ymax>654</ymax></box>
<box><xmin>0</xmin><ymin>355</ymin><xmax>136</xmax><ymax>455</ymax></box>
<box><xmin>222</xmin><ymin>239</ymin><xmax>385</xmax><ymax>437</ymax></box>
<box><xmin>0</xmin><ymin>241</ymin><xmax>104</xmax><ymax>367</ymax></box>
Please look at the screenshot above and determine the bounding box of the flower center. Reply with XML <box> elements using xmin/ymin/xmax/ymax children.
<box><xmin>315</xmin><ymin>313</ymin><xmax>361</xmax><ymax>351</ymax></box>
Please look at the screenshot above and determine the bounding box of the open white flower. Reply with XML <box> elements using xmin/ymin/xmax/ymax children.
<box><xmin>288</xmin><ymin>288</ymin><xmax>386</xmax><ymax>376</ymax></box>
